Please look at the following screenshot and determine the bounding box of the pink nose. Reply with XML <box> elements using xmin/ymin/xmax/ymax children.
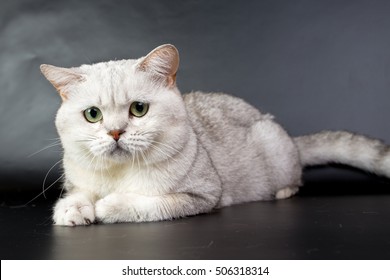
<box><xmin>108</xmin><ymin>129</ymin><xmax>125</xmax><ymax>141</ymax></box>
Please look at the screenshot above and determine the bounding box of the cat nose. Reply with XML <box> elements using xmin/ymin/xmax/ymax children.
<box><xmin>108</xmin><ymin>129</ymin><xmax>125</xmax><ymax>141</ymax></box>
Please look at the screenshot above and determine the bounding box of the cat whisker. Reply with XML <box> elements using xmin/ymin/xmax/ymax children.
<box><xmin>12</xmin><ymin>168</ymin><xmax>64</xmax><ymax>208</ymax></box>
<box><xmin>100</xmin><ymin>155</ymin><xmax>109</xmax><ymax>182</ymax></box>
<box><xmin>58</xmin><ymin>181</ymin><xmax>65</xmax><ymax>199</ymax></box>
<box><xmin>28</xmin><ymin>141</ymin><xmax>62</xmax><ymax>158</ymax></box>
<box><xmin>136</xmin><ymin>148</ymin><xmax>141</xmax><ymax>175</ymax></box>
<box><xmin>96</xmin><ymin>153</ymin><xmax>106</xmax><ymax>182</ymax></box>
<box><xmin>102</xmin><ymin>154</ymin><xmax>113</xmax><ymax>178</ymax></box>
<box><xmin>148</xmin><ymin>143</ymin><xmax>177</xmax><ymax>184</ymax></box>
<box><xmin>148</xmin><ymin>142</ymin><xmax>173</xmax><ymax>163</ymax></box>
<box><xmin>42</xmin><ymin>159</ymin><xmax>63</xmax><ymax>199</ymax></box>
<box><xmin>139</xmin><ymin>149</ymin><xmax>150</xmax><ymax>175</ymax></box>
<box><xmin>13</xmin><ymin>179</ymin><xmax>64</xmax><ymax>209</ymax></box>
<box><xmin>74</xmin><ymin>132</ymin><xmax>100</xmax><ymax>143</ymax></box>
<box><xmin>151</xmin><ymin>140</ymin><xmax>194</xmax><ymax>167</ymax></box>
<box><xmin>91</xmin><ymin>154</ymin><xmax>100</xmax><ymax>182</ymax></box>
<box><xmin>148</xmin><ymin>142</ymin><xmax>194</xmax><ymax>188</ymax></box>
<box><xmin>75</xmin><ymin>140</ymin><xmax>94</xmax><ymax>143</ymax></box>
<box><xmin>74</xmin><ymin>136</ymin><xmax>99</xmax><ymax>143</ymax></box>
<box><xmin>131</xmin><ymin>146</ymin><xmax>136</xmax><ymax>170</ymax></box>
<box><xmin>45</xmin><ymin>137</ymin><xmax>61</xmax><ymax>140</ymax></box>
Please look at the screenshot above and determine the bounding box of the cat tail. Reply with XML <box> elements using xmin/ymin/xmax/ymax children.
<box><xmin>293</xmin><ymin>131</ymin><xmax>390</xmax><ymax>177</ymax></box>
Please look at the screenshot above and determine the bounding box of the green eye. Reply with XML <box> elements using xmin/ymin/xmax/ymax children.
<box><xmin>130</xmin><ymin>102</ymin><xmax>149</xmax><ymax>117</ymax></box>
<box><xmin>84</xmin><ymin>107</ymin><xmax>103</xmax><ymax>123</ymax></box>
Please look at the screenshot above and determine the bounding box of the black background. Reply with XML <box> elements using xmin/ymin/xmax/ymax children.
<box><xmin>2</xmin><ymin>0</ymin><xmax>390</xmax><ymax>191</ymax></box>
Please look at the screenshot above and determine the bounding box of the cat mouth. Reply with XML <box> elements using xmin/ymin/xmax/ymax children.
<box><xmin>108</xmin><ymin>143</ymin><xmax>130</xmax><ymax>158</ymax></box>
<box><xmin>102</xmin><ymin>141</ymin><xmax>147</xmax><ymax>161</ymax></box>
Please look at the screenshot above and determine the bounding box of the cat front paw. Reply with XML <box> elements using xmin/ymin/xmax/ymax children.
<box><xmin>95</xmin><ymin>193</ymin><xmax>143</xmax><ymax>223</ymax></box>
<box><xmin>53</xmin><ymin>195</ymin><xmax>95</xmax><ymax>226</ymax></box>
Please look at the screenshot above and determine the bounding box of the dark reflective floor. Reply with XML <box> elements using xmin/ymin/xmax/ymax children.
<box><xmin>2</xmin><ymin>179</ymin><xmax>390</xmax><ymax>260</ymax></box>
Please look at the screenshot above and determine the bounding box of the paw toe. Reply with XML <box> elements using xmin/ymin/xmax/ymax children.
<box><xmin>53</xmin><ymin>196</ymin><xmax>95</xmax><ymax>226</ymax></box>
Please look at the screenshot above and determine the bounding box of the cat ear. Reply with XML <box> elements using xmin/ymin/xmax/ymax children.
<box><xmin>40</xmin><ymin>64</ymin><xmax>85</xmax><ymax>101</ymax></box>
<box><xmin>137</xmin><ymin>44</ymin><xmax>179</xmax><ymax>87</ymax></box>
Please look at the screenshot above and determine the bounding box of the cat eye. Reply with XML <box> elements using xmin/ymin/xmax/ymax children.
<box><xmin>84</xmin><ymin>107</ymin><xmax>103</xmax><ymax>123</ymax></box>
<box><xmin>130</xmin><ymin>102</ymin><xmax>149</xmax><ymax>117</ymax></box>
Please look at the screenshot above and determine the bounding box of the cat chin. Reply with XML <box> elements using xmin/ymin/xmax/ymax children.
<box><xmin>105</xmin><ymin>147</ymin><xmax>134</xmax><ymax>162</ymax></box>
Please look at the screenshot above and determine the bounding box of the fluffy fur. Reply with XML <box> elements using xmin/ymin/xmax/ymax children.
<box><xmin>40</xmin><ymin>44</ymin><xmax>390</xmax><ymax>226</ymax></box>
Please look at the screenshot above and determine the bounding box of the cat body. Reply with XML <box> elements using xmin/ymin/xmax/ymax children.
<box><xmin>41</xmin><ymin>44</ymin><xmax>390</xmax><ymax>226</ymax></box>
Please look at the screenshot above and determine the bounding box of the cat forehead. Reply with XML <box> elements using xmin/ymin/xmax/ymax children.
<box><xmin>75</xmin><ymin>59</ymin><xmax>156</xmax><ymax>105</ymax></box>
<box><xmin>80</xmin><ymin>59</ymin><xmax>137</xmax><ymax>76</ymax></box>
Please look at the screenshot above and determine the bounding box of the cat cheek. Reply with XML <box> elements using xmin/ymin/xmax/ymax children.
<box><xmin>129</xmin><ymin>117</ymin><xmax>143</xmax><ymax>127</ymax></box>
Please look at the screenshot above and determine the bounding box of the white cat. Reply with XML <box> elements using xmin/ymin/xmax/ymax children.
<box><xmin>40</xmin><ymin>44</ymin><xmax>390</xmax><ymax>226</ymax></box>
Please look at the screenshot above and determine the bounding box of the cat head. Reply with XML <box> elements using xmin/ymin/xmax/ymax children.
<box><xmin>41</xmin><ymin>44</ymin><xmax>189</xmax><ymax>167</ymax></box>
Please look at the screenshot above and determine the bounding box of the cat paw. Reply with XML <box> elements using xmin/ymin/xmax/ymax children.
<box><xmin>53</xmin><ymin>195</ymin><xmax>95</xmax><ymax>226</ymax></box>
<box><xmin>95</xmin><ymin>193</ymin><xmax>143</xmax><ymax>223</ymax></box>
<box><xmin>275</xmin><ymin>187</ymin><xmax>299</xmax><ymax>200</ymax></box>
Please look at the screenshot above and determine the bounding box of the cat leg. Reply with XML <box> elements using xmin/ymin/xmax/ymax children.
<box><xmin>95</xmin><ymin>192</ymin><xmax>216</xmax><ymax>223</ymax></box>
<box><xmin>53</xmin><ymin>192</ymin><xmax>95</xmax><ymax>226</ymax></box>
<box><xmin>275</xmin><ymin>187</ymin><xmax>299</xmax><ymax>200</ymax></box>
